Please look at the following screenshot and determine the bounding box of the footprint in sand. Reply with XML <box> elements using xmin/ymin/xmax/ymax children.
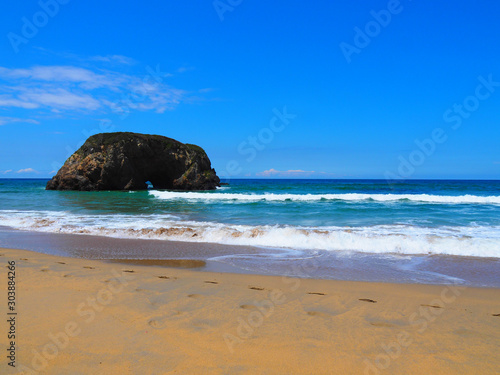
<box><xmin>56</xmin><ymin>262</ymin><xmax>66</xmax><ymax>265</ymax></box>
<box><xmin>122</xmin><ymin>270</ymin><xmax>135</xmax><ymax>273</ymax></box>
<box><xmin>204</xmin><ymin>281</ymin><xmax>218</xmax><ymax>284</ymax></box>
<box><xmin>248</xmin><ymin>286</ymin><xmax>265</xmax><ymax>291</ymax></box>
<box><xmin>304</xmin><ymin>296</ymin><xmax>351</xmax><ymax>318</ymax></box>
<box><xmin>83</xmin><ymin>266</ymin><xmax>95</xmax><ymax>270</ymax></box>
<box><xmin>421</xmin><ymin>304</ymin><xmax>442</xmax><ymax>309</ymax></box>
<box><xmin>306</xmin><ymin>311</ymin><xmax>333</xmax><ymax>318</ymax></box>
<box><xmin>20</xmin><ymin>258</ymin><xmax>28</xmax><ymax>261</ymax></box>
<box><xmin>308</xmin><ymin>292</ymin><xmax>326</xmax><ymax>296</ymax></box>
<box><xmin>492</xmin><ymin>313</ymin><xmax>500</xmax><ymax>317</ymax></box>
<box><xmin>157</xmin><ymin>276</ymin><xmax>177</xmax><ymax>280</ymax></box>
<box><xmin>192</xmin><ymin>318</ymin><xmax>219</xmax><ymax>329</ymax></box>
<box><xmin>40</xmin><ymin>268</ymin><xmax>49</xmax><ymax>272</ymax></box>
<box><xmin>454</xmin><ymin>328</ymin><xmax>484</xmax><ymax>338</ymax></box>
<box><xmin>187</xmin><ymin>294</ymin><xmax>204</xmax><ymax>299</ymax></box>
<box><xmin>240</xmin><ymin>304</ymin><xmax>257</xmax><ymax>310</ymax></box>
<box><xmin>370</xmin><ymin>321</ymin><xmax>396</xmax><ymax>328</ymax></box>
<box><xmin>148</xmin><ymin>317</ymin><xmax>167</xmax><ymax>329</ymax></box>
<box><xmin>359</xmin><ymin>298</ymin><xmax>377</xmax><ymax>303</ymax></box>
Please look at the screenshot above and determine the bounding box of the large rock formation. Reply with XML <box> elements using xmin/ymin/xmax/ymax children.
<box><xmin>46</xmin><ymin>132</ymin><xmax>220</xmax><ymax>191</ymax></box>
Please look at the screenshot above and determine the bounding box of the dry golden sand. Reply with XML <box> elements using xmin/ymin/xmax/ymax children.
<box><xmin>1</xmin><ymin>248</ymin><xmax>499</xmax><ymax>375</ymax></box>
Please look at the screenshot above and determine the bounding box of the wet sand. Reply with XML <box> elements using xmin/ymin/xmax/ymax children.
<box><xmin>1</xmin><ymin>247</ymin><xmax>499</xmax><ymax>374</ymax></box>
<box><xmin>1</xmin><ymin>226</ymin><xmax>499</xmax><ymax>287</ymax></box>
<box><xmin>106</xmin><ymin>258</ymin><xmax>207</xmax><ymax>269</ymax></box>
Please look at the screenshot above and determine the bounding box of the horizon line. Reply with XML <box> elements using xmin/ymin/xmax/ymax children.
<box><xmin>2</xmin><ymin>177</ymin><xmax>499</xmax><ymax>182</ymax></box>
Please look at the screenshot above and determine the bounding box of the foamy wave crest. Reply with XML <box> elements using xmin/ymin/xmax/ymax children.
<box><xmin>1</xmin><ymin>211</ymin><xmax>499</xmax><ymax>258</ymax></box>
<box><xmin>149</xmin><ymin>191</ymin><xmax>500</xmax><ymax>205</ymax></box>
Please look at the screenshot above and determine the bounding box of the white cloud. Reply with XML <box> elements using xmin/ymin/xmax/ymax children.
<box><xmin>13</xmin><ymin>87</ymin><xmax>101</xmax><ymax>111</ymax></box>
<box><xmin>88</xmin><ymin>55</ymin><xmax>137</xmax><ymax>65</ymax></box>
<box><xmin>177</xmin><ymin>66</ymin><xmax>194</xmax><ymax>73</ymax></box>
<box><xmin>16</xmin><ymin>168</ymin><xmax>38</xmax><ymax>174</ymax></box>
<box><xmin>0</xmin><ymin>66</ymin><xmax>105</xmax><ymax>84</ymax></box>
<box><xmin>0</xmin><ymin>62</ymin><xmax>191</xmax><ymax>114</ymax></box>
<box><xmin>33</xmin><ymin>49</ymin><xmax>137</xmax><ymax>66</ymax></box>
<box><xmin>2</xmin><ymin>170</ymin><xmax>12</xmax><ymax>174</ymax></box>
<box><xmin>255</xmin><ymin>169</ymin><xmax>338</xmax><ymax>178</ymax></box>
<box><xmin>0</xmin><ymin>116</ymin><xmax>39</xmax><ymax>126</ymax></box>
<box><xmin>256</xmin><ymin>169</ymin><xmax>316</xmax><ymax>177</ymax></box>
<box><xmin>198</xmin><ymin>88</ymin><xmax>215</xmax><ymax>93</ymax></box>
<box><xmin>0</xmin><ymin>96</ymin><xmax>39</xmax><ymax>109</ymax></box>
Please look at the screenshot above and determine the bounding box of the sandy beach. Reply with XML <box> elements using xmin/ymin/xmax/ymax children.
<box><xmin>2</xmin><ymin>0</ymin><xmax>500</xmax><ymax>373</ymax></box>
<box><xmin>1</xmin><ymin>247</ymin><xmax>499</xmax><ymax>374</ymax></box>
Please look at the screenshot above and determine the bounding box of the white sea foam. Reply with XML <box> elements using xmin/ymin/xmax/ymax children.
<box><xmin>1</xmin><ymin>210</ymin><xmax>499</xmax><ymax>258</ymax></box>
<box><xmin>149</xmin><ymin>191</ymin><xmax>500</xmax><ymax>205</ymax></box>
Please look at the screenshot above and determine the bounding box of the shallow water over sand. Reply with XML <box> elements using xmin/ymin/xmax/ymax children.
<box><xmin>1</xmin><ymin>226</ymin><xmax>499</xmax><ymax>287</ymax></box>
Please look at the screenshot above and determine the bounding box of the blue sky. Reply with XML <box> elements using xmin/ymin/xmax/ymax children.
<box><xmin>0</xmin><ymin>0</ymin><xmax>499</xmax><ymax>179</ymax></box>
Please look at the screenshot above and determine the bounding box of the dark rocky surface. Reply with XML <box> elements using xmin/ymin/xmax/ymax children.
<box><xmin>46</xmin><ymin>132</ymin><xmax>220</xmax><ymax>191</ymax></box>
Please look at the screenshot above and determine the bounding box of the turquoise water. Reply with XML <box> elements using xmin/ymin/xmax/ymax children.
<box><xmin>1</xmin><ymin>178</ymin><xmax>499</xmax><ymax>258</ymax></box>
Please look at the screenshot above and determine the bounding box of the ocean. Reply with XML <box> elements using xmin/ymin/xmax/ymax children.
<box><xmin>1</xmin><ymin>178</ymin><xmax>499</xmax><ymax>286</ymax></box>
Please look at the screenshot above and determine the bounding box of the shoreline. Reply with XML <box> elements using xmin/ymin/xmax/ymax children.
<box><xmin>1</xmin><ymin>226</ymin><xmax>499</xmax><ymax>287</ymax></box>
<box><xmin>1</xmin><ymin>247</ymin><xmax>499</xmax><ymax>374</ymax></box>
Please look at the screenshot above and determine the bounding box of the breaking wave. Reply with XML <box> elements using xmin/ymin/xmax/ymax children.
<box><xmin>149</xmin><ymin>191</ymin><xmax>500</xmax><ymax>205</ymax></box>
<box><xmin>1</xmin><ymin>210</ymin><xmax>499</xmax><ymax>258</ymax></box>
